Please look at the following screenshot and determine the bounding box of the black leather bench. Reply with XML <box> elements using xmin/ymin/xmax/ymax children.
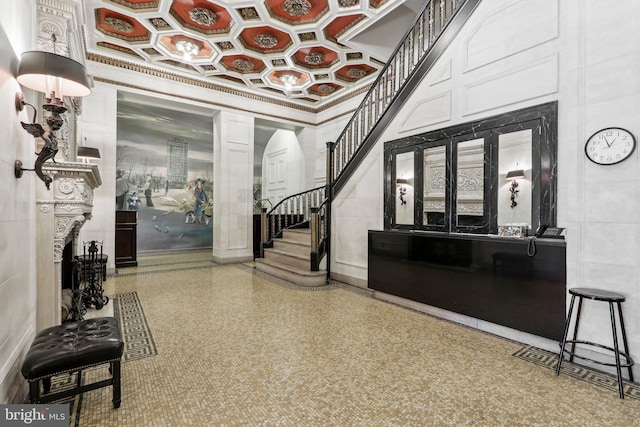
<box><xmin>21</xmin><ymin>317</ymin><xmax>124</xmax><ymax>408</ymax></box>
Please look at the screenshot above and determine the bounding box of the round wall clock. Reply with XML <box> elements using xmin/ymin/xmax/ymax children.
<box><xmin>585</xmin><ymin>127</ymin><xmax>636</xmax><ymax>165</ymax></box>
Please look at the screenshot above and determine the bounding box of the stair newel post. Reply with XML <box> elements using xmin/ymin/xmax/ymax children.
<box><xmin>310</xmin><ymin>207</ymin><xmax>319</xmax><ymax>271</ymax></box>
<box><xmin>326</xmin><ymin>140</ymin><xmax>334</xmax><ymax>278</ymax></box>
<box><xmin>260</xmin><ymin>207</ymin><xmax>268</xmax><ymax>258</ymax></box>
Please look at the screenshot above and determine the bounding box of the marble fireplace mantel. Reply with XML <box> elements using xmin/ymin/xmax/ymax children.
<box><xmin>36</xmin><ymin>161</ymin><xmax>102</xmax><ymax>331</ymax></box>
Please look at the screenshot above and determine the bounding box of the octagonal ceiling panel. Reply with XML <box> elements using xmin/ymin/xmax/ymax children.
<box><xmin>96</xmin><ymin>9</ymin><xmax>150</xmax><ymax>42</ymax></box>
<box><xmin>105</xmin><ymin>0</ymin><xmax>160</xmax><ymax>11</ymax></box>
<box><xmin>292</xmin><ymin>46</ymin><xmax>339</xmax><ymax>69</ymax></box>
<box><xmin>324</xmin><ymin>14</ymin><xmax>366</xmax><ymax>43</ymax></box>
<box><xmin>267</xmin><ymin>69</ymin><xmax>310</xmax><ymax>89</ymax></box>
<box><xmin>169</xmin><ymin>0</ymin><xmax>233</xmax><ymax>35</ymax></box>
<box><xmin>265</xmin><ymin>0</ymin><xmax>330</xmax><ymax>25</ymax></box>
<box><xmin>84</xmin><ymin>0</ymin><xmax>413</xmax><ymax>107</ymax></box>
<box><xmin>221</xmin><ymin>55</ymin><xmax>266</xmax><ymax>74</ymax></box>
<box><xmin>159</xmin><ymin>34</ymin><xmax>215</xmax><ymax>60</ymax></box>
<box><xmin>336</xmin><ymin>64</ymin><xmax>377</xmax><ymax>82</ymax></box>
<box><xmin>309</xmin><ymin>82</ymin><xmax>342</xmax><ymax>96</ymax></box>
<box><xmin>239</xmin><ymin>26</ymin><xmax>293</xmax><ymax>54</ymax></box>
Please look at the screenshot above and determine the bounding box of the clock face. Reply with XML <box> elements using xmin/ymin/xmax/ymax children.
<box><xmin>585</xmin><ymin>127</ymin><xmax>636</xmax><ymax>165</ymax></box>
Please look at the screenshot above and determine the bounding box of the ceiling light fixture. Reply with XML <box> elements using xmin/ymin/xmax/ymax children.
<box><xmin>175</xmin><ymin>40</ymin><xmax>199</xmax><ymax>61</ymax></box>
<box><xmin>280</xmin><ymin>74</ymin><xmax>297</xmax><ymax>91</ymax></box>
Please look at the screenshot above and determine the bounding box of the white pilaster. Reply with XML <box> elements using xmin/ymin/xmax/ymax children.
<box><xmin>212</xmin><ymin>111</ymin><xmax>254</xmax><ymax>264</ymax></box>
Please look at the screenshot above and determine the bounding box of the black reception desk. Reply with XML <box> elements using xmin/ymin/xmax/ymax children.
<box><xmin>368</xmin><ymin>230</ymin><xmax>566</xmax><ymax>341</ymax></box>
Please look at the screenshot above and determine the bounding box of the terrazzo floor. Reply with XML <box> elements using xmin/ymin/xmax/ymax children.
<box><xmin>74</xmin><ymin>251</ymin><xmax>639</xmax><ymax>426</ymax></box>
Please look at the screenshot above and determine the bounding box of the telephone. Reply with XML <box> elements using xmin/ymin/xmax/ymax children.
<box><xmin>534</xmin><ymin>225</ymin><xmax>565</xmax><ymax>239</ymax></box>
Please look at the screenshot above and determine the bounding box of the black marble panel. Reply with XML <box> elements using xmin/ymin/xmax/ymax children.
<box><xmin>368</xmin><ymin>230</ymin><xmax>566</xmax><ymax>341</ymax></box>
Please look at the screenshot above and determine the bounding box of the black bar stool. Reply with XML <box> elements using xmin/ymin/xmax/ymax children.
<box><xmin>556</xmin><ymin>287</ymin><xmax>634</xmax><ymax>398</ymax></box>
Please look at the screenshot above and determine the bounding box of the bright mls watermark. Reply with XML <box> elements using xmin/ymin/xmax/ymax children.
<box><xmin>1</xmin><ymin>405</ymin><xmax>68</xmax><ymax>426</ymax></box>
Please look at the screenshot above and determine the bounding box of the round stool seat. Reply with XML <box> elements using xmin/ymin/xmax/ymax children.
<box><xmin>569</xmin><ymin>287</ymin><xmax>625</xmax><ymax>302</ymax></box>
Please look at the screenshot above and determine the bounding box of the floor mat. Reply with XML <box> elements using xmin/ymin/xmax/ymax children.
<box><xmin>513</xmin><ymin>345</ymin><xmax>640</xmax><ymax>399</ymax></box>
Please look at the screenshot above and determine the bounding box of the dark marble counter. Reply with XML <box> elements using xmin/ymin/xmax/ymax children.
<box><xmin>368</xmin><ymin>230</ymin><xmax>566</xmax><ymax>340</ymax></box>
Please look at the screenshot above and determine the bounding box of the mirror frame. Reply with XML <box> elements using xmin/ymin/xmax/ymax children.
<box><xmin>384</xmin><ymin>101</ymin><xmax>557</xmax><ymax>233</ymax></box>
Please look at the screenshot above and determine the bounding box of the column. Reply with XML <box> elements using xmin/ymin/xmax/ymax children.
<box><xmin>212</xmin><ymin>111</ymin><xmax>254</xmax><ymax>264</ymax></box>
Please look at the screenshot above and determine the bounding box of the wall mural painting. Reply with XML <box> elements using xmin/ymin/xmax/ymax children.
<box><xmin>116</xmin><ymin>97</ymin><xmax>214</xmax><ymax>251</ymax></box>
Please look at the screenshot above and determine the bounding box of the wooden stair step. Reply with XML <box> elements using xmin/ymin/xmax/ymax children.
<box><xmin>263</xmin><ymin>247</ymin><xmax>309</xmax><ymax>270</ymax></box>
<box><xmin>255</xmin><ymin>258</ymin><xmax>327</xmax><ymax>287</ymax></box>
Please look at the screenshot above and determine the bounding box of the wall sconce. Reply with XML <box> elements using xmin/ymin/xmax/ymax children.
<box><xmin>396</xmin><ymin>177</ymin><xmax>412</xmax><ymax>206</ymax></box>
<box><xmin>14</xmin><ymin>45</ymin><xmax>92</xmax><ymax>189</ymax></box>
<box><xmin>505</xmin><ymin>169</ymin><xmax>525</xmax><ymax>209</ymax></box>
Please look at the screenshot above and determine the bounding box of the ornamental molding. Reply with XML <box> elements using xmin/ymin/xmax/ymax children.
<box><xmin>283</xmin><ymin>0</ymin><xmax>312</xmax><ymax>17</ymax></box>
<box><xmin>233</xmin><ymin>58</ymin><xmax>254</xmax><ymax>71</ymax></box>
<box><xmin>304</xmin><ymin>52</ymin><xmax>325</xmax><ymax>65</ymax></box>
<box><xmin>254</xmin><ymin>34</ymin><xmax>278</xmax><ymax>49</ymax></box>
<box><xmin>105</xmin><ymin>16</ymin><xmax>135</xmax><ymax>33</ymax></box>
<box><xmin>189</xmin><ymin>7</ymin><xmax>217</xmax><ymax>27</ymax></box>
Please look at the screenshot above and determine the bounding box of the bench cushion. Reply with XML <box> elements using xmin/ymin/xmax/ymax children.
<box><xmin>22</xmin><ymin>317</ymin><xmax>123</xmax><ymax>380</ymax></box>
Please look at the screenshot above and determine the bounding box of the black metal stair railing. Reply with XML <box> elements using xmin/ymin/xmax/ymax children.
<box><xmin>259</xmin><ymin>0</ymin><xmax>481</xmax><ymax>276</ymax></box>
<box><xmin>328</xmin><ymin>0</ymin><xmax>480</xmax><ymax>196</ymax></box>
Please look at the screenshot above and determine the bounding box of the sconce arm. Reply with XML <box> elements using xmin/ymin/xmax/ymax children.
<box><xmin>15</xmin><ymin>92</ymin><xmax>38</xmax><ymax>124</ymax></box>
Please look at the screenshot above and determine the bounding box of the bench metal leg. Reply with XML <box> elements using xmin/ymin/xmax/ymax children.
<box><xmin>43</xmin><ymin>377</ymin><xmax>51</xmax><ymax>393</ymax></box>
<box><xmin>29</xmin><ymin>381</ymin><xmax>40</xmax><ymax>403</ymax></box>
<box><xmin>112</xmin><ymin>361</ymin><xmax>121</xmax><ymax>409</ymax></box>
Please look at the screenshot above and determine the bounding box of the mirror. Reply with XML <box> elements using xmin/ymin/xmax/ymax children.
<box><xmin>383</xmin><ymin>101</ymin><xmax>557</xmax><ymax>233</ymax></box>
<box><xmin>395</xmin><ymin>151</ymin><xmax>414</xmax><ymax>225</ymax></box>
<box><xmin>498</xmin><ymin>129</ymin><xmax>532</xmax><ymax>227</ymax></box>
<box><xmin>456</xmin><ymin>138</ymin><xmax>485</xmax><ymax>227</ymax></box>
<box><xmin>423</xmin><ymin>145</ymin><xmax>446</xmax><ymax>226</ymax></box>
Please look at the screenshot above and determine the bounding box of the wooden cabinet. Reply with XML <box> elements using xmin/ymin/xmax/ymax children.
<box><xmin>115</xmin><ymin>210</ymin><xmax>137</xmax><ymax>268</ymax></box>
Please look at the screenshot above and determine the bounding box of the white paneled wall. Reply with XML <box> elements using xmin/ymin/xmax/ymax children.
<box><xmin>0</xmin><ymin>0</ymin><xmax>38</xmax><ymax>404</ymax></box>
<box><xmin>330</xmin><ymin>0</ymin><xmax>640</xmax><ymax>372</ymax></box>
<box><xmin>77</xmin><ymin>84</ymin><xmax>118</xmax><ymax>272</ymax></box>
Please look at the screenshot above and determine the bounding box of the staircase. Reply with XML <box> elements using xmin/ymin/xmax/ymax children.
<box><xmin>255</xmin><ymin>187</ymin><xmax>328</xmax><ymax>286</ymax></box>
<box><xmin>255</xmin><ymin>228</ymin><xmax>327</xmax><ymax>287</ymax></box>
<box><xmin>255</xmin><ymin>0</ymin><xmax>481</xmax><ymax>286</ymax></box>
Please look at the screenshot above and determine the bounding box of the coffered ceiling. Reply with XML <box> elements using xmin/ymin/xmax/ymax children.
<box><xmin>82</xmin><ymin>0</ymin><xmax>420</xmax><ymax>108</ymax></box>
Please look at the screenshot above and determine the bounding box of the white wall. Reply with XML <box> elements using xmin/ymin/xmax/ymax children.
<box><xmin>330</xmin><ymin>0</ymin><xmax>640</xmax><ymax>367</ymax></box>
<box><xmin>0</xmin><ymin>0</ymin><xmax>38</xmax><ymax>404</ymax></box>
<box><xmin>77</xmin><ymin>83</ymin><xmax>117</xmax><ymax>269</ymax></box>
<box><xmin>262</xmin><ymin>129</ymin><xmax>306</xmax><ymax>206</ymax></box>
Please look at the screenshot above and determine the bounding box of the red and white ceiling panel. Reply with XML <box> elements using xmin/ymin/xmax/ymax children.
<box><xmin>84</xmin><ymin>0</ymin><xmax>407</xmax><ymax>106</ymax></box>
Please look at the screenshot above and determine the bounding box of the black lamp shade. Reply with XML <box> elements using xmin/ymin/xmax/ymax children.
<box><xmin>77</xmin><ymin>146</ymin><xmax>101</xmax><ymax>159</ymax></box>
<box><xmin>17</xmin><ymin>51</ymin><xmax>91</xmax><ymax>97</ymax></box>
<box><xmin>505</xmin><ymin>169</ymin><xmax>525</xmax><ymax>180</ymax></box>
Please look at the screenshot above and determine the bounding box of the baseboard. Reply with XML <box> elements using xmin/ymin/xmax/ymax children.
<box><xmin>0</xmin><ymin>325</ymin><xmax>35</xmax><ymax>403</ymax></box>
<box><xmin>330</xmin><ymin>271</ymin><xmax>367</xmax><ymax>289</ymax></box>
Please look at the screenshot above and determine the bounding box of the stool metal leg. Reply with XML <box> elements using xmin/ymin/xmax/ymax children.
<box><xmin>609</xmin><ymin>302</ymin><xmax>625</xmax><ymax>399</ymax></box>
<box><xmin>616</xmin><ymin>301</ymin><xmax>634</xmax><ymax>382</ymax></box>
<box><xmin>556</xmin><ymin>294</ymin><xmax>577</xmax><ymax>376</ymax></box>
<box><xmin>568</xmin><ymin>296</ymin><xmax>584</xmax><ymax>363</ymax></box>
